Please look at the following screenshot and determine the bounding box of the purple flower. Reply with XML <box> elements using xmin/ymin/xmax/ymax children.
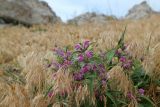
<box><xmin>80</xmin><ymin>65</ymin><xmax>90</xmax><ymax>73</ymax></box>
<box><xmin>138</xmin><ymin>88</ymin><xmax>145</xmax><ymax>95</ymax></box>
<box><xmin>74</xmin><ymin>72</ymin><xmax>84</xmax><ymax>81</ymax></box>
<box><xmin>48</xmin><ymin>91</ymin><xmax>53</xmax><ymax>97</ymax></box>
<box><xmin>81</xmin><ymin>67</ymin><xmax>88</xmax><ymax>73</ymax></box>
<box><xmin>85</xmin><ymin>51</ymin><xmax>93</xmax><ymax>58</ymax></box>
<box><xmin>55</xmin><ymin>49</ymin><xmax>64</xmax><ymax>57</ymax></box>
<box><xmin>122</xmin><ymin>60</ymin><xmax>132</xmax><ymax>69</ymax></box>
<box><xmin>66</xmin><ymin>51</ymin><xmax>72</xmax><ymax>57</ymax></box>
<box><xmin>101</xmin><ymin>79</ymin><xmax>106</xmax><ymax>86</ymax></box>
<box><xmin>75</xmin><ymin>44</ymin><xmax>81</xmax><ymax>50</ymax></box>
<box><xmin>127</xmin><ymin>92</ymin><xmax>134</xmax><ymax>99</ymax></box>
<box><xmin>99</xmin><ymin>64</ymin><xmax>105</xmax><ymax>68</ymax></box>
<box><xmin>95</xmin><ymin>90</ymin><xmax>99</xmax><ymax>97</ymax></box>
<box><xmin>99</xmin><ymin>96</ymin><xmax>103</xmax><ymax>101</ymax></box>
<box><xmin>115</xmin><ymin>50</ymin><xmax>121</xmax><ymax>57</ymax></box>
<box><xmin>52</xmin><ymin>61</ymin><xmax>61</xmax><ymax>69</ymax></box>
<box><xmin>93</xmin><ymin>64</ymin><xmax>97</xmax><ymax>71</ymax></box>
<box><xmin>123</xmin><ymin>63</ymin><xmax>131</xmax><ymax>69</ymax></box>
<box><xmin>63</xmin><ymin>52</ymin><xmax>72</xmax><ymax>59</ymax></box>
<box><xmin>83</xmin><ymin>40</ymin><xmax>90</xmax><ymax>49</ymax></box>
<box><xmin>63</xmin><ymin>60</ymin><xmax>72</xmax><ymax>66</ymax></box>
<box><xmin>78</xmin><ymin>54</ymin><xmax>84</xmax><ymax>62</ymax></box>
<box><xmin>120</xmin><ymin>56</ymin><xmax>126</xmax><ymax>62</ymax></box>
<box><xmin>98</xmin><ymin>64</ymin><xmax>105</xmax><ymax>73</ymax></box>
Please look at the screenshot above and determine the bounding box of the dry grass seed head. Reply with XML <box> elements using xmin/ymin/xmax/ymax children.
<box><xmin>128</xmin><ymin>100</ymin><xmax>138</xmax><ymax>107</ymax></box>
<box><xmin>96</xmin><ymin>31</ymin><xmax>118</xmax><ymax>51</ymax></box>
<box><xmin>0</xmin><ymin>82</ymin><xmax>9</xmax><ymax>104</ymax></box>
<box><xmin>144</xmin><ymin>43</ymin><xmax>160</xmax><ymax>80</ymax></box>
<box><xmin>75</xmin><ymin>85</ymin><xmax>92</xmax><ymax>107</ymax></box>
<box><xmin>23</xmin><ymin>52</ymin><xmax>46</xmax><ymax>97</ymax></box>
<box><xmin>31</xmin><ymin>94</ymin><xmax>48</xmax><ymax>107</ymax></box>
<box><xmin>0</xmin><ymin>84</ymin><xmax>30</xmax><ymax>107</ymax></box>
<box><xmin>51</xmin><ymin>68</ymin><xmax>73</xmax><ymax>99</ymax></box>
<box><xmin>108</xmin><ymin>66</ymin><xmax>133</xmax><ymax>97</ymax></box>
<box><xmin>126</xmin><ymin>39</ymin><xmax>146</xmax><ymax>59</ymax></box>
<box><xmin>151</xmin><ymin>43</ymin><xmax>160</xmax><ymax>79</ymax></box>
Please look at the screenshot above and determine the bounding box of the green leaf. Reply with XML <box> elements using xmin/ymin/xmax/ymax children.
<box><xmin>84</xmin><ymin>72</ymin><xmax>97</xmax><ymax>96</ymax></box>
<box><xmin>139</xmin><ymin>95</ymin><xmax>155</xmax><ymax>107</ymax></box>
<box><xmin>44</xmin><ymin>85</ymin><xmax>53</xmax><ymax>97</ymax></box>
<box><xmin>131</xmin><ymin>66</ymin><xmax>150</xmax><ymax>88</ymax></box>
<box><xmin>154</xmin><ymin>80</ymin><xmax>160</xmax><ymax>86</ymax></box>
<box><xmin>117</xmin><ymin>26</ymin><xmax>127</xmax><ymax>49</ymax></box>
<box><xmin>88</xmin><ymin>77</ymin><xmax>94</xmax><ymax>96</ymax></box>
<box><xmin>87</xmin><ymin>44</ymin><xmax>93</xmax><ymax>51</ymax></box>
<box><xmin>117</xmin><ymin>99</ymin><xmax>128</xmax><ymax>106</ymax></box>
<box><xmin>133</xmin><ymin>59</ymin><xmax>142</xmax><ymax>69</ymax></box>
<box><xmin>4</xmin><ymin>70</ymin><xmax>25</xmax><ymax>84</ymax></box>
<box><xmin>138</xmin><ymin>103</ymin><xmax>145</xmax><ymax>107</ymax></box>
<box><xmin>79</xmin><ymin>62</ymin><xmax>86</xmax><ymax>68</ymax></box>
<box><xmin>84</xmin><ymin>73</ymin><xmax>97</xmax><ymax>79</ymax></box>
<box><xmin>90</xmin><ymin>54</ymin><xmax>102</xmax><ymax>64</ymax></box>
<box><xmin>47</xmin><ymin>103</ymin><xmax>53</xmax><ymax>107</ymax></box>
<box><xmin>106</xmin><ymin>49</ymin><xmax>116</xmax><ymax>63</ymax></box>
<box><xmin>106</xmin><ymin>91</ymin><xmax>117</xmax><ymax>107</ymax></box>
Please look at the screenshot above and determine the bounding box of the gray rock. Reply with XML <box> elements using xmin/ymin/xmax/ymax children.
<box><xmin>0</xmin><ymin>19</ymin><xmax>7</xmax><ymax>28</ymax></box>
<box><xmin>68</xmin><ymin>12</ymin><xmax>117</xmax><ymax>25</ymax></box>
<box><xmin>0</xmin><ymin>0</ymin><xmax>60</xmax><ymax>26</ymax></box>
<box><xmin>126</xmin><ymin>1</ymin><xmax>154</xmax><ymax>19</ymax></box>
<box><xmin>0</xmin><ymin>19</ymin><xmax>5</xmax><ymax>24</ymax></box>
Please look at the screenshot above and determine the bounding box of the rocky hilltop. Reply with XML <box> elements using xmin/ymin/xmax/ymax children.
<box><xmin>0</xmin><ymin>0</ymin><xmax>61</xmax><ymax>26</ymax></box>
<box><xmin>125</xmin><ymin>1</ymin><xmax>155</xmax><ymax>19</ymax></box>
<box><xmin>68</xmin><ymin>12</ymin><xmax>116</xmax><ymax>25</ymax></box>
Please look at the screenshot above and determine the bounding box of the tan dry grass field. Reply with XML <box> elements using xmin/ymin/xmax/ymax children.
<box><xmin>0</xmin><ymin>14</ymin><xmax>160</xmax><ymax>107</ymax></box>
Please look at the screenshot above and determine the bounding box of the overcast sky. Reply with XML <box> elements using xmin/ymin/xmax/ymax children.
<box><xmin>43</xmin><ymin>0</ymin><xmax>160</xmax><ymax>22</ymax></box>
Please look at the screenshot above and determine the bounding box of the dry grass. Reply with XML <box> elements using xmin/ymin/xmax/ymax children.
<box><xmin>109</xmin><ymin>66</ymin><xmax>133</xmax><ymax>97</ymax></box>
<box><xmin>0</xmin><ymin>14</ymin><xmax>160</xmax><ymax>107</ymax></box>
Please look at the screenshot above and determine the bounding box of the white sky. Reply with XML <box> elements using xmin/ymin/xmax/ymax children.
<box><xmin>43</xmin><ymin>0</ymin><xmax>160</xmax><ymax>22</ymax></box>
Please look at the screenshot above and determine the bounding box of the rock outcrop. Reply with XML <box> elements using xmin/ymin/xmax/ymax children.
<box><xmin>68</xmin><ymin>12</ymin><xmax>116</xmax><ymax>25</ymax></box>
<box><xmin>0</xmin><ymin>19</ymin><xmax>5</xmax><ymax>24</ymax></box>
<box><xmin>0</xmin><ymin>0</ymin><xmax>60</xmax><ymax>26</ymax></box>
<box><xmin>125</xmin><ymin>1</ymin><xmax>154</xmax><ymax>19</ymax></box>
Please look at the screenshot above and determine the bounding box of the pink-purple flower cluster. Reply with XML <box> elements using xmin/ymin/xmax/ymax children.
<box><xmin>53</xmin><ymin>40</ymin><xmax>131</xmax><ymax>88</ymax></box>
<box><xmin>57</xmin><ymin>49</ymin><xmax>71</xmax><ymax>59</ymax></box>
<box><xmin>75</xmin><ymin>44</ymin><xmax>81</xmax><ymax>51</ymax></box>
<box><xmin>127</xmin><ymin>92</ymin><xmax>134</xmax><ymax>99</ymax></box>
<box><xmin>51</xmin><ymin>48</ymin><xmax>73</xmax><ymax>69</ymax></box>
<box><xmin>75</xmin><ymin>40</ymin><xmax>90</xmax><ymax>51</ymax></box>
<box><xmin>83</xmin><ymin>40</ymin><xmax>90</xmax><ymax>49</ymax></box>
<box><xmin>85</xmin><ymin>51</ymin><xmax>93</xmax><ymax>59</ymax></box>
<box><xmin>119</xmin><ymin>56</ymin><xmax>132</xmax><ymax>70</ymax></box>
<box><xmin>74</xmin><ymin>72</ymin><xmax>84</xmax><ymax>81</ymax></box>
<box><xmin>74</xmin><ymin>64</ymin><xmax>92</xmax><ymax>81</ymax></box>
<box><xmin>138</xmin><ymin>88</ymin><xmax>145</xmax><ymax>95</ymax></box>
<box><xmin>77</xmin><ymin>51</ymin><xmax>93</xmax><ymax>62</ymax></box>
<box><xmin>74</xmin><ymin>63</ymin><xmax>108</xmax><ymax>86</ymax></box>
<box><xmin>78</xmin><ymin>54</ymin><xmax>84</xmax><ymax>62</ymax></box>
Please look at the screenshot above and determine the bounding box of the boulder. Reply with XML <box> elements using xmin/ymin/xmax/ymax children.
<box><xmin>0</xmin><ymin>0</ymin><xmax>60</xmax><ymax>26</ymax></box>
<box><xmin>68</xmin><ymin>12</ymin><xmax>116</xmax><ymax>25</ymax></box>
<box><xmin>125</xmin><ymin>1</ymin><xmax>154</xmax><ymax>19</ymax></box>
<box><xmin>0</xmin><ymin>19</ymin><xmax>5</xmax><ymax>24</ymax></box>
<box><xmin>0</xmin><ymin>19</ymin><xmax>8</xmax><ymax>28</ymax></box>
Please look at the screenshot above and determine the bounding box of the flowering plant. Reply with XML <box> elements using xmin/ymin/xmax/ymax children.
<box><xmin>46</xmin><ymin>28</ymin><xmax>156</xmax><ymax>107</ymax></box>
